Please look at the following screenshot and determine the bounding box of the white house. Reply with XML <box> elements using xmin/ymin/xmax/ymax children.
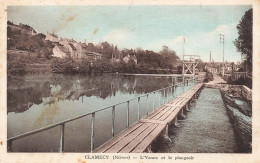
<box><xmin>45</xmin><ymin>33</ymin><xmax>59</xmax><ymax>43</ymax></box>
<box><xmin>52</xmin><ymin>44</ymin><xmax>70</xmax><ymax>58</ymax></box>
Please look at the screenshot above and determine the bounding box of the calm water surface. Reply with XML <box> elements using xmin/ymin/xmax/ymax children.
<box><xmin>7</xmin><ymin>73</ymin><xmax>194</xmax><ymax>152</ymax></box>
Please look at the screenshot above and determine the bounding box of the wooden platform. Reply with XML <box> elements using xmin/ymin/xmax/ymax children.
<box><xmin>94</xmin><ymin>83</ymin><xmax>204</xmax><ymax>153</ymax></box>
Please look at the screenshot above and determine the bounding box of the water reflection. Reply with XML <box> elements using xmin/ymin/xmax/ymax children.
<box><xmin>7</xmin><ymin>73</ymin><xmax>191</xmax><ymax>152</ymax></box>
<box><xmin>8</xmin><ymin>74</ymin><xmax>176</xmax><ymax>113</ymax></box>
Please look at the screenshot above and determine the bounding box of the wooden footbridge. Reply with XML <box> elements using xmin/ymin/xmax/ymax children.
<box><xmin>94</xmin><ymin>83</ymin><xmax>203</xmax><ymax>153</ymax></box>
<box><xmin>7</xmin><ymin>77</ymin><xmax>204</xmax><ymax>153</ymax></box>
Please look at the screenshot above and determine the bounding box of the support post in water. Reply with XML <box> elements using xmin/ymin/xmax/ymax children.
<box><xmin>185</xmin><ymin>103</ymin><xmax>190</xmax><ymax>112</ymax></box>
<box><xmin>173</xmin><ymin>116</ymin><xmax>178</xmax><ymax>127</ymax></box>
<box><xmin>127</xmin><ymin>101</ymin><xmax>129</xmax><ymax>128</ymax></box>
<box><xmin>59</xmin><ymin>123</ymin><xmax>65</xmax><ymax>152</ymax></box>
<box><xmin>138</xmin><ymin>97</ymin><xmax>140</xmax><ymax>120</ymax></box>
<box><xmin>112</xmin><ymin>106</ymin><xmax>115</xmax><ymax>137</ymax></box>
<box><xmin>179</xmin><ymin>109</ymin><xmax>186</xmax><ymax>119</ymax></box>
<box><xmin>91</xmin><ymin>113</ymin><xmax>95</xmax><ymax>152</ymax></box>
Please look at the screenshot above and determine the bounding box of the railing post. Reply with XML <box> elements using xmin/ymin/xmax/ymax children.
<box><xmin>158</xmin><ymin>91</ymin><xmax>161</xmax><ymax>106</ymax></box>
<box><xmin>7</xmin><ymin>141</ymin><xmax>12</xmax><ymax>152</ymax></box>
<box><xmin>167</xmin><ymin>87</ymin><xmax>171</xmax><ymax>102</ymax></box>
<box><xmin>112</xmin><ymin>106</ymin><xmax>115</xmax><ymax>137</ymax></box>
<box><xmin>153</xmin><ymin>92</ymin><xmax>155</xmax><ymax>111</ymax></box>
<box><xmin>91</xmin><ymin>113</ymin><xmax>95</xmax><ymax>152</ymax></box>
<box><xmin>59</xmin><ymin>123</ymin><xmax>65</xmax><ymax>152</ymax></box>
<box><xmin>165</xmin><ymin>88</ymin><xmax>168</xmax><ymax>103</ymax></box>
<box><xmin>171</xmin><ymin>86</ymin><xmax>173</xmax><ymax>99</ymax></box>
<box><xmin>173</xmin><ymin>85</ymin><xmax>175</xmax><ymax>97</ymax></box>
<box><xmin>137</xmin><ymin>97</ymin><xmax>140</xmax><ymax>120</ymax></box>
<box><xmin>146</xmin><ymin>94</ymin><xmax>149</xmax><ymax>114</ymax></box>
<box><xmin>163</xmin><ymin>89</ymin><xmax>166</xmax><ymax>104</ymax></box>
<box><xmin>127</xmin><ymin>101</ymin><xmax>130</xmax><ymax>128</ymax></box>
<box><xmin>182</xmin><ymin>77</ymin><xmax>185</xmax><ymax>93</ymax></box>
<box><xmin>167</xmin><ymin>87</ymin><xmax>170</xmax><ymax>103</ymax></box>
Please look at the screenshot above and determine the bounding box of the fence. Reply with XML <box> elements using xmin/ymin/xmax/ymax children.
<box><xmin>7</xmin><ymin>77</ymin><xmax>197</xmax><ymax>152</ymax></box>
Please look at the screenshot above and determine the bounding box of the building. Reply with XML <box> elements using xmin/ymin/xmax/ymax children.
<box><xmin>59</xmin><ymin>38</ymin><xmax>78</xmax><ymax>59</ymax></box>
<box><xmin>45</xmin><ymin>32</ymin><xmax>59</xmax><ymax>43</ymax></box>
<box><xmin>204</xmin><ymin>62</ymin><xmax>222</xmax><ymax>74</ymax></box>
<box><xmin>123</xmin><ymin>54</ymin><xmax>137</xmax><ymax>64</ymax></box>
<box><xmin>52</xmin><ymin>44</ymin><xmax>70</xmax><ymax>58</ymax></box>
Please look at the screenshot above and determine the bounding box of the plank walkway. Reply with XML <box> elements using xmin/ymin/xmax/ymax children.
<box><xmin>94</xmin><ymin>83</ymin><xmax>204</xmax><ymax>153</ymax></box>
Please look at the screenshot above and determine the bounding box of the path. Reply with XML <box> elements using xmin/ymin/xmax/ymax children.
<box><xmin>207</xmin><ymin>74</ymin><xmax>227</xmax><ymax>84</ymax></box>
<box><xmin>155</xmin><ymin>87</ymin><xmax>237</xmax><ymax>153</ymax></box>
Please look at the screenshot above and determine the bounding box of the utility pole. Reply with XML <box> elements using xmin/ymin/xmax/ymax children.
<box><xmin>220</xmin><ymin>34</ymin><xmax>225</xmax><ymax>76</ymax></box>
<box><xmin>182</xmin><ymin>37</ymin><xmax>185</xmax><ymax>81</ymax></box>
<box><xmin>182</xmin><ymin>37</ymin><xmax>185</xmax><ymax>75</ymax></box>
<box><xmin>210</xmin><ymin>50</ymin><xmax>211</xmax><ymax>62</ymax></box>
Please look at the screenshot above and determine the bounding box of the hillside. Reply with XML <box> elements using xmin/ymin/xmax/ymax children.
<box><xmin>7</xmin><ymin>21</ymin><xmax>182</xmax><ymax>75</ymax></box>
<box><xmin>7</xmin><ymin>21</ymin><xmax>54</xmax><ymax>75</ymax></box>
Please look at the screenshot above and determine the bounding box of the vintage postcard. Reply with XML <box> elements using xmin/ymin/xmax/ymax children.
<box><xmin>0</xmin><ymin>0</ymin><xmax>260</xmax><ymax>162</ymax></box>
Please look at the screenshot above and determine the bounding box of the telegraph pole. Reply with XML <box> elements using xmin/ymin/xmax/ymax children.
<box><xmin>182</xmin><ymin>37</ymin><xmax>185</xmax><ymax>82</ymax></box>
<box><xmin>182</xmin><ymin>37</ymin><xmax>185</xmax><ymax>75</ymax></box>
<box><xmin>210</xmin><ymin>50</ymin><xmax>211</xmax><ymax>62</ymax></box>
<box><xmin>220</xmin><ymin>34</ymin><xmax>225</xmax><ymax>76</ymax></box>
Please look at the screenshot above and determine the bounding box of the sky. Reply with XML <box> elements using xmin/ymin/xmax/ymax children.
<box><xmin>7</xmin><ymin>5</ymin><xmax>251</xmax><ymax>62</ymax></box>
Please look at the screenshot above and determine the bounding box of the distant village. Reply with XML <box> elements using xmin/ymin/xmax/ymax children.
<box><xmin>7</xmin><ymin>21</ymin><xmax>137</xmax><ymax>65</ymax></box>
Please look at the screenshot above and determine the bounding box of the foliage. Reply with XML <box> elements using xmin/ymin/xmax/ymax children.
<box><xmin>7</xmin><ymin>22</ymin><xmax>181</xmax><ymax>74</ymax></box>
<box><xmin>177</xmin><ymin>65</ymin><xmax>182</xmax><ymax>74</ymax></box>
<box><xmin>7</xmin><ymin>53</ymin><xmax>26</xmax><ymax>75</ymax></box>
<box><xmin>228</xmin><ymin>76</ymin><xmax>252</xmax><ymax>89</ymax></box>
<box><xmin>159</xmin><ymin>45</ymin><xmax>179</xmax><ymax>69</ymax></box>
<box><xmin>51</xmin><ymin>57</ymin><xmax>78</xmax><ymax>73</ymax></box>
<box><xmin>233</xmin><ymin>8</ymin><xmax>252</xmax><ymax>72</ymax></box>
<box><xmin>203</xmin><ymin>71</ymin><xmax>213</xmax><ymax>82</ymax></box>
<box><xmin>92</xmin><ymin>58</ymin><xmax>113</xmax><ymax>73</ymax></box>
<box><xmin>7</xmin><ymin>26</ymin><xmax>54</xmax><ymax>60</ymax></box>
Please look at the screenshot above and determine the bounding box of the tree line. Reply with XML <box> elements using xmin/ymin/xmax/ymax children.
<box><xmin>7</xmin><ymin>21</ymin><xmax>181</xmax><ymax>75</ymax></box>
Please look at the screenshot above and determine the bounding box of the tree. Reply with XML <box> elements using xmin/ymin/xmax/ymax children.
<box><xmin>233</xmin><ymin>8</ymin><xmax>252</xmax><ymax>72</ymax></box>
<box><xmin>159</xmin><ymin>45</ymin><xmax>179</xmax><ymax>69</ymax></box>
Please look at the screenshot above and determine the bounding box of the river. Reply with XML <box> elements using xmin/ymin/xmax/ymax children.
<box><xmin>7</xmin><ymin>73</ymin><xmax>195</xmax><ymax>152</ymax></box>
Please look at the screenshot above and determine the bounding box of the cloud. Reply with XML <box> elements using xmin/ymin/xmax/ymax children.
<box><xmin>216</xmin><ymin>25</ymin><xmax>230</xmax><ymax>35</ymax></box>
<box><xmin>143</xmin><ymin>23</ymin><xmax>240</xmax><ymax>62</ymax></box>
<box><xmin>173</xmin><ymin>36</ymin><xmax>185</xmax><ymax>43</ymax></box>
<box><xmin>102</xmin><ymin>24</ymin><xmax>240</xmax><ymax>62</ymax></box>
<box><xmin>103</xmin><ymin>29</ymin><xmax>135</xmax><ymax>48</ymax></box>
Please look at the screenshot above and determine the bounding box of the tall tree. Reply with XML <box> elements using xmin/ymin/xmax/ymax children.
<box><xmin>159</xmin><ymin>45</ymin><xmax>179</xmax><ymax>68</ymax></box>
<box><xmin>233</xmin><ymin>8</ymin><xmax>252</xmax><ymax>71</ymax></box>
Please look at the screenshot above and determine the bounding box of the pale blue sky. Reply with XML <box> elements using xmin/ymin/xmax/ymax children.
<box><xmin>8</xmin><ymin>6</ymin><xmax>251</xmax><ymax>62</ymax></box>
